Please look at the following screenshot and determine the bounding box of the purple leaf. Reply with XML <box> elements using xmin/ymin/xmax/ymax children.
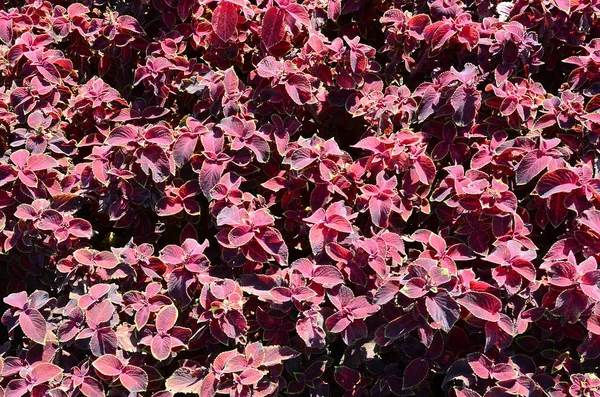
<box><xmin>403</xmin><ymin>358</ymin><xmax>429</xmax><ymax>389</ymax></box>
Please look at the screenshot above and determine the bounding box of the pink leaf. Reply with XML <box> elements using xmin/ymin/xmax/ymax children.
<box><xmin>151</xmin><ymin>335</ymin><xmax>172</xmax><ymax>361</ymax></box>
<box><xmin>80</xmin><ymin>377</ymin><xmax>105</xmax><ymax>397</ymax></box>
<box><xmin>145</xmin><ymin>126</ymin><xmax>174</xmax><ymax>146</ymax></box>
<box><xmin>285</xmin><ymin>74</ymin><xmax>311</xmax><ymax>105</ymax></box>
<box><xmin>27</xmin><ymin>154</ymin><xmax>58</xmax><ymax>171</ymax></box>
<box><xmin>69</xmin><ymin>219</ymin><xmax>93</xmax><ymax>238</ymax></box>
<box><xmin>325</xmin><ymin>311</ymin><xmax>351</xmax><ymax>333</ymax></box>
<box><xmin>262</xmin><ymin>346</ymin><xmax>299</xmax><ymax>366</ymax></box>
<box><xmin>581</xmin><ymin>270</ymin><xmax>600</xmax><ymax>301</ymax></box>
<box><xmin>296</xmin><ymin>313</ymin><xmax>326</xmax><ymax>349</ymax></box>
<box><xmin>551</xmin><ymin>0</ymin><xmax>570</xmax><ymax>13</ymax></box>
<box><xmin>425</xmin><ymin>292</ymin><xmax>460</xmax><ymax>332</ymax></box>
<box><xmin>107</xmin><ymin>126</ymin><xmax>138</xmax><ymax>146</ymax></box>
<box><xmin>239</xmin><ymin>368</ymin><xmax>264</xmax><ymax>385</ymax></box>
<box><xmin>228</xmin><ymin>225</ymin><xmax>254</xmax><ymax>247</ymax></box>
<box><xmin>92</xmin><ymin>354</ymin><xmax>123</xmax><ymax>376</ymax></box>
<box><xmin>156</xmin><ymin>305</ymin><xmax>178</xmax><ymax>333</ymax></box>
<box><xmin>160</xmin><ymin>245</ymin><xmax>185</xmax><ymax>264</ymax></box>
<box><xmin>4</xmin><ymin>291</ymin><xmax>27</xmax><ymax>309</ymax></box>
<box><xmin>312</xmin><ymin>266</ymin><xmax>344</xmax><ymax>286</ymax></box>
<box><xmin>285</xmin><ymin>4</ymin><xmax>310</xmax><ymax>26</ymax></box>
<box><xmin>369</xmin><ymin>196</ymin><xmax>392</xmax><ymax>228</ymax></box>
<box><xmin>31</xmin><ymin>362</ymin><xmax>63</xmax><ymax>385</ymax></box>
<box><xmin>451</xmin><ymin>85</ymin><xmax>481</xmax><ymax>127</ymax></box>
<box><xmin>138</xmin><ymin>146</ymin><xmax>172</xmax><ymax>183</ymax></box>
<box><xmin>19</xmin><ymin>308</ymin><xmax>47</xmax><ymax>344</ymax></box>
<box><xmin>346</xmin><ymin>297</ymin><xmax>379</xmax><ymax>318</ymax></box>
<box><xmin>94</xmin><ymin>251</ymin><xmax>119</xmax><ymax>269</ymax></box>
<box><xmin>5</xmin><ymin>379</ymin><xmax>27</xmax><ymax>397</ymax></box>
<box><xmin>120</xmin><ymin>365</ymin><xmax>149</xmax><ymax>393</ymax></box>
<box><xmin>325</xmin><ymin>215</ymin><xmax>353</xmax><ymax>233</ymax></box>
<box><xmin>516</xmin><ymin>151</ymin><xmax>551</xmax><ymax>185</ymax></box>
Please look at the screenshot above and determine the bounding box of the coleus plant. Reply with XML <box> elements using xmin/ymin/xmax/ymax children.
<box><xmin>2</xmin><ymin>0</ymin><xmax>600</xmax><ymax>396</ymax></box>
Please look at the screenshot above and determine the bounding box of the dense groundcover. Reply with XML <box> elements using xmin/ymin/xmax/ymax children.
<box><xmin>2</xmin><ymin>0</ymin><xmax>600</xmax><ymax>396</ymax></box>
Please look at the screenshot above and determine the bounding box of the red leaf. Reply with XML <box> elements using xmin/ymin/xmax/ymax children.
<box><xmin>546</xmin><ymin>193</ymin><xmax>568</xmax><ymax>228</ymax></box>
<box><xmin>385</xmin><ymin>313</ymin><xmax>419</xmax><ymax>339</ymax></box>
<box><xmin>262</xmin><ymin>7</ymin><xmax>286</xmax><ymax>49</ymax></box>
<box><xmin>334</xmin><ymin>366</ymin><xmax>361</xmax><ymax>391</ymax></box>
<box><xmin>535</xmin><ymin>168</ymin><xmax>579</xmax><ymax>198</ymax></box>
<box><xmin>457</xmin><ymin>292</ymin><xmax>502</xmax><ymax>322</ymax></box>
<box><xmin>156</xmin><ymin>197</ymin><xmax>184</xmax><ymax>216</ymax></box>
<box><xmin>212</xmin><ymin>2</ymin><xmax>238</xmax><ymax>42</ymax></box>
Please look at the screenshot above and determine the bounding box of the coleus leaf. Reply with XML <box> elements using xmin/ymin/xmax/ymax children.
<box><xmin>516</xmin><ymin>151</ymin><xmax>551</xmax><ymax>185</ymax></box>
<box><xmin>535</xmin><ymin>168</ymin><xmax>579</xmax><ymax>198</ymax></box>
<box><xmin>403</xmin><ymin>358</ymin><xmax>429</xmax><ymax>389</ymax></box>
<box><xmin>120</xmin><ymin>365</ymin><xmax>149</xmax><ymax>392</ymax></box>
<box><xmin>262</xmin><ymin>7</ymin><xmax>286</xmax><ymax>49</ymax></box>
<box><xmin>456</xmin><ymin>292</ymin><xmax>502</xmax><ymax>322</ymax></box>
<box><xmin>212</xmin><ymin>1</ymin><xmax>238</xmax><ymax>42</ymax></box>
<box><xmin>18</xmin><ymin>308</ymin><xmax>47</xmax><ymax>344</ymax></box>
<box><xmin>425</xmin><ymin>292</ymin><xmax>460</xmax><ymax>332</ymax></box>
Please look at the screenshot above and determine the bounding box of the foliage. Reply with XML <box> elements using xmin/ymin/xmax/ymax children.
<box><xmin>1</xmin><ymin>0</ymin><xmax>600</xmax><ymax>396</ymax></box>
